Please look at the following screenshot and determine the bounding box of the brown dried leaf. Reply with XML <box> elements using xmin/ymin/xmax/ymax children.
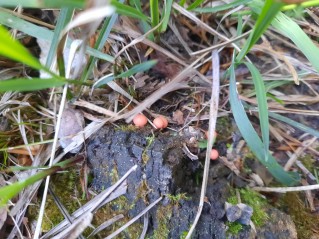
<box><xmin>58</xmin><ymin>108</ymin><xmax>85</xmax><ymax>153</ymax></box>
<box><xmin>173</xmin><ymin>110</ymin><xmax>184</xmax><ymax>125</ymax></box>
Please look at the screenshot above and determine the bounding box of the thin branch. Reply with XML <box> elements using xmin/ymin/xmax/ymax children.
<box><xmin>104</xmin><ymin>197</ymin><xmax>162</xmax><ymax>239</ymax></box>
<box><xmin>186</xmin><ymin>50</ymin><xmax>220</xmax><ymax>238</ymax></box>
<box><xmin>253</xmin><ymin>184</ymin><xmax>319</xmax><ymax>193</ymax></box>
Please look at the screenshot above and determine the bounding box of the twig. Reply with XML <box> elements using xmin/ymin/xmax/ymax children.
<box><xmin>284</xmin><ymin>136</ymin><xmax>317</xmax><ymax>170</ymax></box>
<box><xmin>186</xmin><ymin>50</ymin><xmax>220</xmax><ymax>238</ymax></box>
<box><xmin>139</xmin><ymin>212</ymin><xmax>149</xmax><ymax>239</ymax></box>
<box><xmin>253</xmin><ymin>184</ymin><xmax>319</xmax><ymax>192</ymax></box>
<box><xmin>42</xmin><ymin>165</ymin><xmax>136</xmax><ymax>238</ymax></box>
<box><xmin>88</xmin><ymin>214</ymin><xmax>124</xmax><ymax>238</ymax></box>
<box><xmin>34</xmin><ymin>84</ymin><xmax>69</xmax><ymax>239</ymax></box>
<box><xmin>48</xmin><ymin>186</ymin><xmax>86</xmax><ymax>239</ymax></box>
<box><xmin>124</xmin><ymin>50</ymin><xmax>211</xmax><ymax>123</ymax></box>
<box><xmin>34</xmin><ymin>39</ymin><xmax>88</xmax><ymax>239</ymax></box>
<box><xmin>51</xmin><ymin>211</ymin><xmax>93</xmax><ymax>239</ymax></box>
<box><xmin>104</xmin><ymin>197</ymin><xmax>162</xmax><ymax>239</ymax></box>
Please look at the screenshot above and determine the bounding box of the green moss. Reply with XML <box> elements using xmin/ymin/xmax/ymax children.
<box><xmin>226</xmin><ymin>221</ymin><xmax>243</xmax><ymax>235</ymax></box>
<box><xmin>116</xmin><ymin>124</ymin><xmax>137</xmax><ymax>132</ymax></box>
<box><xmin>93</xmin><ymin>195</ymin><xmax>143</xmax><ymax>238</ymax></box>
<box><xmin>167</xmin><ymin>193</ymin><xmax>190</xmax><ymax>207</ymax></box>
<box><xmin>216</xmin><ymin>117</ymin><xmax>233</xmax><ymax>141</ymax></box>
<box><xmin>28</xmin><ymin>196</ymin><xmax>64</xmax><ymax>232</ymax></box>
<box><xmin>240</xmin><ymin>189</ymin><xmax>268</xmax><ymax>226</ymax></box>
<box><xmin>282</xmin><ymin>192</ymin><xmax>319</xmax><ymax>239</ymax></box>
<box><xmin>28</xmin><ymin>168</ymin><xmax>88</xmax><ymax>232</ymax></box>
<box><xmin>226</xmin><ymin>188</ymin><xmax>268</xmax><ymax>235</ymax></box>
<box><xmin>110</xmin><ymin>164</ymin><xmax>119</xmax><ymax>183</ymax></box>
<box><xmin>136</xmin><ymin>179</ymin><xmax>151</xmax><ymax>205</ymax></box>
<box><xmin>151</xmin><ymin>204</ymin><xmax>173</xmax><ymax>239</ymax></box>
<box><xmin>299</xmin><ymin>154</ymin><xmax>316</xmax><ymax>172</ymax></box>
<box><xmin>180</xmin><ymin>231</ymin><xmax>188</xmax><ymax>239</ymax></box>
<box><xmin>142</xmin><ymin>134</ymin><xmax>155</xmax><ymax>164</ymax></box>
<box><xmin>149</xmin><ymin>194</ymin><xmax>191</xmax><ymax>239</ymax></box>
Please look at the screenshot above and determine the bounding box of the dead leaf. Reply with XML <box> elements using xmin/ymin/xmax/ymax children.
<box><xmin>173</xmin><ymin>110</ymin><xmax>184</xmax><ymax>125</ymax></box>
<box><xmin>58</xmin><ymin>108</ymin><xmax>85</xmax><ymax>153</ymax></box>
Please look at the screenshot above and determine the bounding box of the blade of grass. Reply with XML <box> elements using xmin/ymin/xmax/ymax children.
<box><xmin>245</xmin><ymin>80</ymin><xmax>290</xmax><ymax>97</ymax></box>
<box><xmin>282</xmin><ymin>0</ymin><xmax>319</xmax><ymax>11</ymax></box>
<box><xmin>245</xmin><ymin>62</ymin><xmax>269</xmax><ymax>161</ymax></box>
<box><xmin>45</xmin><ymin>7</ymin><xmax>74</xmax><ymax>68</ymax></box>
<box><xmin>236</xmin><ymin>0</ymin><xmax>284</xmax><ymax>62</ymax></box>
<box><xmin>269</xmin><ymin>112</ymin><xmax>319</xmax><ymax>138</ymax></box>
<box><xmin>86</xmin><ymin>48</ymin><xmax>114</xmax><ymax>62</ymax></box>
<box><xmin>0</xmin><ymin>9</ymin><xmax>115</xmax><ymax>64</ymax></box>
<box><xmin>179</xmin><ymin>0</ymin><xmax>186</xmax><ymax>7</ymax></box>
<box><xmin>94</xmin><ymin>60</ymin><xmax>157</xmax><ymax>88</ymax></box>
<box><xmin>0</xmin><ymin>0</ymin><xmax>85</xmax><ymax>8</ymax></box>
<box><xmin>150</xmin><ymin>0</ymin><xmax>160</xmax><ymax>38</ymax></box>
<box><xmin>229</xmin><ymin>62</ymin><xmax>300</xmax><ymax>185</ymax></box>
<box><xmin>117</xmin><ymin>60</ymin><xmax>157</xmax><ymax>78</ymax></box>
<box><xmin>80</xmin><ymin>9</ymin><xmax>120</xmax><ymax>84</ymax></box>
<box><xmin>150</xmin><ymin>0</ymin><xmax>159</xmax><ymax>27</ymax></box>
<box><xmin>272</xmin><ymin>12</ymin><xmax>319</xmax><ymax>72</ymax></box>
<box><xmin>193</xmin><ymin>0</ymin><xmax>251</xmax><ymax>13</ymax></box>
<box><xmin>0</xmin><ymin>157</ymin><xmax>83</xmax><ymax>207</ymax></box>
<box><xmin>0</xmin><ymin>25</ymin><xmax>45</xmax><ymax>71</ymax></box>
<box><xmin>0</xmin><ymin>78</ymin><xmax>66</xmax><ymax>92</ymax></box>
<box><xmin>111</xmin><ymin>0</ymin><xmax>148</xmax><ymax>21</ymax></box>
<box><xmin>0</xmin><ymin>8</ymin><xmax>53</xmax><ymax>41</ymax></box>
<box><xmin>132</xmin><ymin>0</ymin><xmax>143</xmax><ymax>12</ymax></box>
<box><xmin>160</xmin><ymin>0</ymin><xmax>173</xmax><ymax>32</ymax></box>
<box><xmin>187</xmin><ymin>0</ymin><xmax>205</xmax><ymax>10</ymax></box>
<box><xmin>131</xmin><ymin>0</ymin><xmax>154</xmax><ymax>39</ymax></box>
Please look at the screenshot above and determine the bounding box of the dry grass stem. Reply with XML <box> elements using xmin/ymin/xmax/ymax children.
<box><xmin>284</xmin><ymin>137</ymin><xmax>318</xmax><ymax>170</ymax></box>
<box><xmin>104</xmin><ymin>196</ymin><xmax>162</xmax><ymax>239</ymax></box>
<box><xmin>43</xmin><ymin>178</ymin><xmax>128</xmax><ymax>238</ymax></box>
<box><xmin>254</xmin><ymin>184</ymin><xmax>319</xmax><ymax>193</ymax></box>
<box><xmin>186</xmin><ymin>50</ymin><xmax>220</xmax><ymax>239</ymax></box>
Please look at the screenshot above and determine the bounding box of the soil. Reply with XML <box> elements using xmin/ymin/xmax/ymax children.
<box><xmin>87</xmin><ymin>125</ymin><xmax>297</xmax><ymax>239</ymax></box>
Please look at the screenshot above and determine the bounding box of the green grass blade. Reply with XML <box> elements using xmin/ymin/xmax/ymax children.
<box><xmin>229</xmin><ymin>63</ymin><xmax>300</xmax><ymax>185</ymax></box>
<box><xmin>80</xmin><ymin>11</ymin><xmax>119</xmax><ymax>84</ymax></box>
<box><xmin>86</xmin><ymin>48</ymin><xmax>114</xmax><ymax>62</ymax></box>
<box><xmin>160</xmin><ymin>0</ymin><xmax>173</xmax><ymax>32</ymax></box>
<box><xmin>179</xmin><ymin>0</ymin><xmax>186</xmax><ymax>7</ymax></box>
<box><xmin>0</xmin><ymin>166</ymin><xmax>58</xmax><ymax>207</ymax></box>
<box><xmin>0</xmin><ymin>9</ymin><xmax>113</xmax><ymax>65</ymax></box>
<box><xmin>0</xmin><ymin>0</ymin><xmax>84</xmax><ymax>8</ymax></box>
<box><xmin>236</xmin><ymin>0</ymin><xmax>284</xmax><ymax>62</ymax></box>
<box><xmin>269</xmin><ymin>112</ymin><xmax>319</xmax><ymax>138</ymax></box>
<box><xmin>0</xmin><ymin>78</ymin><xmax>66</xmax><ymax>92</ymax></box>
<box><xmin>194</xmin><ymin>0</ymin><xmax>251</xmax><ymax>13</ymax></box>
<box><xmin>282</xmin><ymin>0</ymin><xmax>319</xmax><ymax>11</ymax></box>
<box><xmin>0</xmin><ymin>25</ymin><xmax>44</xmax><ymax>71</ymax></box>
<box><xmin>245</xmin><ymin>80</ymin><xmax>290</xmax><ymax>98</ymax></box>
<box><xmin>116</xmin><ymin>60</ymin><xmax>157</xmax><ymax>78</ymax></box>
<box><xmin>0</xmin><ymin>8</ymin><xmax>53</xmax><ymax>41</ymax></box>
<box><xmin>94</xmin><ymin>75</ymin><xmax>115</xmax><ymax>88</ymax></box>
<box><xmin>272</xmin><ymin>12</ymin><xmax>319</xmax><ymax>72</ymax></box>
<box><xmin>245</xmin><ymin>62</ymin><xmax>269</xmax><ymax>160</ymax></box>
<box><xmin>0</xmin><ymin>157</ymin><xmax>81</xmax><ymax>207</ymax></box>
<box><xmin>94</xmin><ymin>60</ymin><xmax>157</xmax><ymax>88</ymax></box>
<box><xmin>187</xmin><ymin>0</ymin><xmax>205</xmax><ymax>10</ymax></box>
<box><xmin>111</xmin><ymin>0</ymin><xmax>148</xmax><ymax>21</ymax></box>
<box><xmin>150</xmin><ymin>0</ymin><xmax>160</xmax><ymax>31</ymax></box>
<box><xmin>132</xmin><ymin>0</ymin><xmax>143</xmax><ymax>12</ymax></box>
<box><xmin>45</xmin><ymin>7</ymin><xmax>74</xmax><ymax>67</ymax></box>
